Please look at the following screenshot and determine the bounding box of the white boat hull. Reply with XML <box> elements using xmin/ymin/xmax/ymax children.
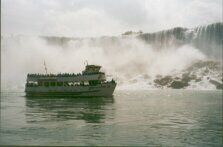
<box><xmin>25</xmin><ymin>82</ymin><xmax>116</xmax><ymax>97</ymax></box>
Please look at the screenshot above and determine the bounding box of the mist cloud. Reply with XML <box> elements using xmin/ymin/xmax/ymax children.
<box><xmin>2</xmin><ymin>0</ymin><xmax>222</xmax><ymax>37</ymax></box>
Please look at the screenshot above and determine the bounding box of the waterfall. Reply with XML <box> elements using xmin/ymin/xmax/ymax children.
<box><xmin>138</xmin><ymin>22</ymin><xmax>223</xmax><ymax>60</ymax></box>
<box><xmin>1</xmin><ymin>22</ymin><xmax>222</xmax><ymax>91</ymax></box>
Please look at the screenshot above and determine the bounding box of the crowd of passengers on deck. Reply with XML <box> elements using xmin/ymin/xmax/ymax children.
<box><xmin>28</xmin><ymin>72</ymin><xmax>104</xmax><ymax>77</ymax></box>
<box><xmin>27</xmin><ymin>73</ymin><xmax>82</xmax><ymax>77</ymax></box>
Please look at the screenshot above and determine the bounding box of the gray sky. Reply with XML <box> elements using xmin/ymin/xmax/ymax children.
<box><xmin>2</xmin><ymin>0</ymin><xmax>222</xmax><ymax>37</ymax></box>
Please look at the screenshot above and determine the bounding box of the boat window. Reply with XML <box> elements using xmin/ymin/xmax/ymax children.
<box><xmin>50</xmin><ymin>82</ymin><xmax>56</xmax><ymax>86</ymax></box>
<box><xmin>57</xmin><ymin>82</ymin><xmax>63</xmax><ymax>86</ymax></box>
<box><xmin>44</xmin><ymin>82</ymin><xmax>49</xmax><ymax>87</ymax></box>
<box><xmin>38</xmin><ymin>81</ymin><xmax>43</xmax><ymax>86</ymax></box>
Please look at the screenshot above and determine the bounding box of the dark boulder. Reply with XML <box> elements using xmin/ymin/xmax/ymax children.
<box><xmin>170</xmin><ymin>81</ymin><xmax>189</xmax><ymax>89</ymax></box>
<box><xmin>154</xmin><ymin>76</ymin><xmax>173</xmax><ymax>87</ymax></box>
<box><xmin>209</xmin><ymin>79</ymin><xmax>223</xmax><ymax>89</ymax></box>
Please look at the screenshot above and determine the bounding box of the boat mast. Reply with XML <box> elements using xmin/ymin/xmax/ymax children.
<box><xmin>44</xmin><ymin>60</ymin><xmax>48</xmax><ymax>74</ymax></box>
<box><xmin>85</xmin><ymin>60</ymin><xmax>88</xmax><ymax>66</ymax></box>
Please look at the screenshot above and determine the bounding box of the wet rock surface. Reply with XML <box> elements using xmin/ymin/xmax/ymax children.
<box><xmin>170</xmin><ymin>81</ymin><xmax>189</xmax><ymax>89</ymax></box>
<box><xmin>209</xmin><ymin>79</ymin><xmax>223</xmax><ymax>89</ymax></box>
<box><xmin>152</xmin><ymin>60</ymin><xmax>222</xmax><ymax>89</ymax></box>
<box><xmin>154</xmin><ymin>76</ymin><xmax>173</xmax><ymax>87</ymax></box>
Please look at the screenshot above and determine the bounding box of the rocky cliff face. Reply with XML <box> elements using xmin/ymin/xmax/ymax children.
<box><xmin>153</xmin><ymin>61</ymin><xmax>222</xmax><ymax>89</ymax></box>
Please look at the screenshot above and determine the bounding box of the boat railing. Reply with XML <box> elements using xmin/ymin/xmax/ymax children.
<box><xmin>27</xmin><ymin>73</ymin><xmax>82</xmax><ymax>77</ymax></box>
<box><xmin>82</xmin><ymin>72</ymin><xmax>105</xmax><ymax>75</ymax></box>
<box><xmin>27</xmin><ymin>72</ymin><xmax>104</xmax><ymax>78</ymax></box>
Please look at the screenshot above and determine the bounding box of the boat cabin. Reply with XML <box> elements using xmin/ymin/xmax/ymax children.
<box><xmin>82</xmin><ymin>65</ymin><xmax>101</xmax><ymax>75</ymax></box>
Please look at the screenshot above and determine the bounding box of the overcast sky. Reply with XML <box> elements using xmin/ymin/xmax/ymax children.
<box><xmin>2</xmin><ymin>0</ymin><xmax>222</xmax><ymax>37</ymax></box>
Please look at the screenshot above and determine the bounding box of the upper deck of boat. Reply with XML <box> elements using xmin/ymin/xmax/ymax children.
<box><xmin>26</xmin><ymin>64</ymin><xmax>106</xmax><ymax>82</ymax></box>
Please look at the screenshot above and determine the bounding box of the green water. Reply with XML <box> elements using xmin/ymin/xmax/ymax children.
<box><xmin>0</xmin><ymin>90</ymin><xmax>222</xmax><ymax>146</ymax></box>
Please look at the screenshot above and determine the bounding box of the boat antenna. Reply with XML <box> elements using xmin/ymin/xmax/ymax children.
<box><xmin>44</xmin><ymin>60</ymin><xmax>48</xmax><ymax>74</ymax></box>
